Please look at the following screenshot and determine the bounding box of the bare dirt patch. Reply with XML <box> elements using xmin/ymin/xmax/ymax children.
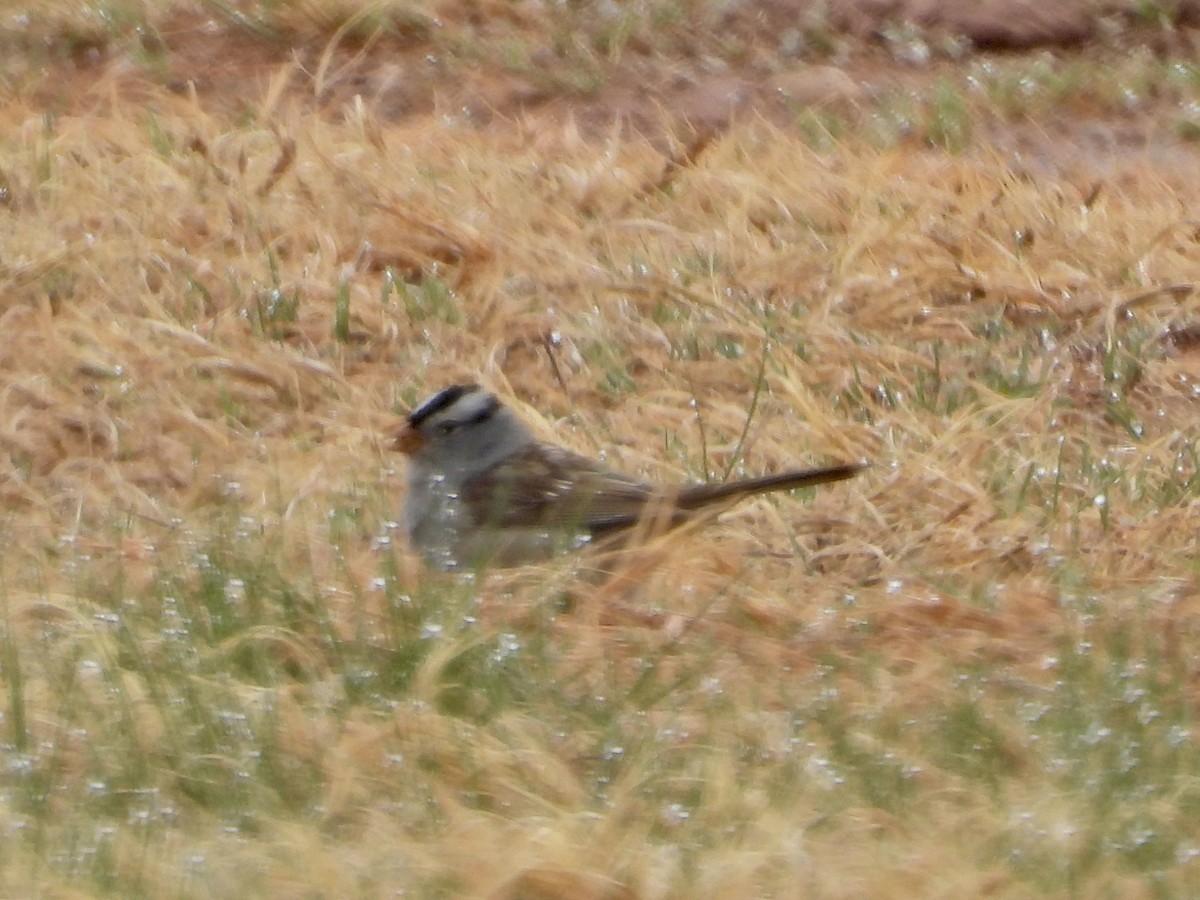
<box><xmin>12</xmin><ymin>0</ymin><xmax>1200</xmax><ymax>159</ymax></box>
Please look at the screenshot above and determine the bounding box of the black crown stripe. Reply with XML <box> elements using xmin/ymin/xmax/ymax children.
<box><xmin>407</xmin><ymin>383</ymin><xmax>480</xmax><ymax>426</ymax></box>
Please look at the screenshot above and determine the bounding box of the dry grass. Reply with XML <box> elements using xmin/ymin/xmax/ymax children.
<box><xmin>4</xmin><ymin>3</ymin><xmax>1200</xmax><ymax>898</ymax></box>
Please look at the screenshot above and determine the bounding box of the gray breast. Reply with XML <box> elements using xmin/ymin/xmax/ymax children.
<box><xmin>403</xmin><ymin>468</ymin><xmax>476</xmax><ymax>569</ymax></box>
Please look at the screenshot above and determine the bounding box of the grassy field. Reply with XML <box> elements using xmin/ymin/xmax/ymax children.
<box><xmin>4</xmin><ymin>1</ymin><xmax>1200</xmax><ymax>897</ymax></box>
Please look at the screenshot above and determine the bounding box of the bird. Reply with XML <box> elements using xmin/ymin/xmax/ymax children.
<box><xmin>392</xmin><ymin>383</ymin><xmax>865</xmax><ymax>570</ymax></box>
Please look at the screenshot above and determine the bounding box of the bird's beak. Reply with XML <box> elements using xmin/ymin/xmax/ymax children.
<box><xmin>391</xmin><ymin>425</ymin><xmax>425</xmax><ymax>455</ymax></box>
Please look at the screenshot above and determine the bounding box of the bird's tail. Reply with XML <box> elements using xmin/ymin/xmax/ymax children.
<box><xmin>676</xmin><ymin>461</ymin><xmax>867</xmax><ymax>509</ymax></box>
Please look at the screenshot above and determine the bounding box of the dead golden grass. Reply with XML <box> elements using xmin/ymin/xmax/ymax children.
<box><xmin>4</xmin><ymin>5</ymin><xmax>1200</xmax><ymax>897</ymax></box>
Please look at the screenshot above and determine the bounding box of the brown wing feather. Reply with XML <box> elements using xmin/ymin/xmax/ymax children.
<box><xmin>461</xmin><ymin>443</ymin><xmax>656</xmax><ymax>534</ymax></box>
<box><xmin>462</xmin><ymin>447</ymin><xmax>867</xmax><ymax>539</ymax></box>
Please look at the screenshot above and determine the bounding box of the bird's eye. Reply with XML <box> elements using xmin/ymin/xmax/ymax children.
<box><xmin>438</xmin><ymin>422</ymin><xmax>457</xmax><ymax>435</ymax></box>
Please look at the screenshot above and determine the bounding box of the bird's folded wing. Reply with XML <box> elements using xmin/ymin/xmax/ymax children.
<box><xmin>461</xmin><ymin>443</ymin><xmax>660</xmax><ymax>534</ymax></box>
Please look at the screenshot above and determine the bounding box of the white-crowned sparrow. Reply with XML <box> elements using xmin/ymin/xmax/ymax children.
<box><xmin>392</xmin><ymin>383</ymin><xmax>865</xmax><ymax>570</ymax></box>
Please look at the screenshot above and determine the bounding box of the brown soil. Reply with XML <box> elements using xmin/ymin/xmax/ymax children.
<box><xmin>13</xmin><ymin>0</ymin><xmax>1200</xmax><ymax>164</ymax></box>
